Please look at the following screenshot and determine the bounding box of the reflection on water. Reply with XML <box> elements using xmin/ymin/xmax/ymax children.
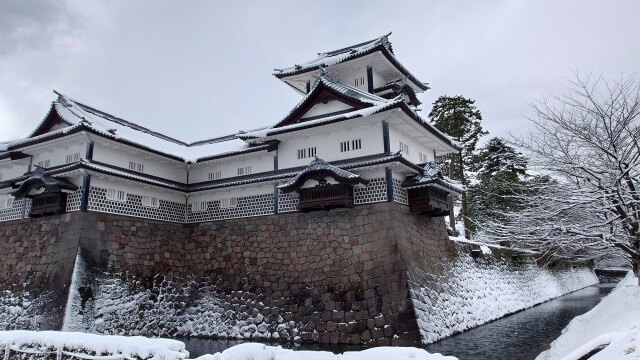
<box><xmin>178</xmin><ymin>283</ymin><xmax>615</xmax><ymax>360</ymax></box>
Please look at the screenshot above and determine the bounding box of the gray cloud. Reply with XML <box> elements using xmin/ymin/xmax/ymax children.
<box><xmin>0</xmin><ymin>0</ymin><xmax>639</xmax><ymax>145</ymax></box>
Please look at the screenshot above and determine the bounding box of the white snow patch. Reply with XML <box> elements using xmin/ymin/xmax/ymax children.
<box><xmin>194</xmin><ymin>343</ymin><xmax>457</xmax><ymax>360</ymax></box>
<box><xmin>0</xmin><ymin>330</ymin><xmax>188</xmax><ymax>360</ymax></box>
<box><xmin>536</xmin><ymin>272</ymin><xmax>640</xmax><ymax>360</ymax></box>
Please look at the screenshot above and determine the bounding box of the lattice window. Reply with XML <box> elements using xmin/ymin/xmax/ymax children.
<box><xmin>399</xmin><ymin>141</ymin><xmax>409</xmax><ymax>154</ymax></box>
<box><xmin>36</xmin><ymin>160</ymin><xmax>50</xmax><ymax>168</ymax></box>
<box><xmin>353</xmin><ymin>177</ymin><xmax>388</xmax><ymax>204</ymax></box>
<box><xmin>141</xmin><ymin>195</ymin><xmax>159</xmax><ymax>208</ymax></box>
<box><xmin>208</xmin><ymin>171</ymin><xmax>222</xmax><ymax>180</ymax></box>
<box><xmin>66</xmin><ymin>189</ymin><xmax>83</xmax><ymax>212</ymax></box>
<box><xmin>106</xmin><ymin>189</ymin><xmax>127</xmax><ymax>202</ymax></box>
<box><xmin>297</xmin><ymin>147</ymin><xmax>316</xmax><ymax>159</ymax></box>
<box><xmin>88</xmin><ymin>186</ymin><xmax>186</xmax><ymax>223</ymax></box>
<box><xmin>392</xmin><ymin>178</ymin><xmax>408</xmax><ymax>205</ymax></box>
<box><xmin>129</xmin><ymin>161</ymin><xmax>144</xmax><ymax>172</ymax></box>
<box><xmin>278</xmin><ymin>191</ymin><xmax>299</xmax><ymax>213</ymax></box>
<box><xmin>419</xmin><ymin>152</ymin><xmax>429</xmax><ymax>163</ymax></box>
<box><xmin>0</xmin><ymin>196</ymin><xmax>13</xmax><ymax>209</ymax></box>
<box><xmin>186</xmin><ymin>193</ymin><xmax>274</xmax><ymax>223</ymax></box>
<box><xmin>237</xmin><ymin>166</ymin><xmax>252</xmax><ymax>176</ymax></box>
<box><xmin>0</xmin><ymin>198</ymin><xmax>26</xmax><ymax>222</ymax></box>
<box><xmin>66</xmin><ymin>152</ymin><xmax>81</xmax><ymax>163</ymax></box>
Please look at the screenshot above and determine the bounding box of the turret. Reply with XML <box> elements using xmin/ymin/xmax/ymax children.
<box><xmin>273</xmin><ymin>33</ymin><xmax>429</xmax><ymax>103</ymax></box>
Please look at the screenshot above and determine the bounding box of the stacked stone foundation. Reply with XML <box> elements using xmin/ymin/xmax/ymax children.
<box><xmin>0</xmin><ymin>203</ymin><xmax>598</xmax><ymax>345</ymax></box>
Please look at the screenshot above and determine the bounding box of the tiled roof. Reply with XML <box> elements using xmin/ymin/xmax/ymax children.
<box><xmin>273</xmin><ymin>33</ymin><xmax>428</xmax><ymax>91</ymax></box>
<box><xmin>10</xmin><ymin>167</ymin><xmax>78</xmax><ymax>198</ymax></box>
<box><xmin>277</xmin><ymin>157</ymin><xmax>369</xmax><ymax>193</ymax></box>
<box><xmin>401</xmin><ymin>162</ymin><xmax>465</xmax><ymax>194</ymax></box>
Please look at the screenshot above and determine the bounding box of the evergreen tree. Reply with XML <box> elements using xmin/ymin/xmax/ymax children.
<box><xmin>467</xmin><ymin>138</ymin><xmax>529</xmax><ymax>234</ymax></box>
<box><xmin>428</xmin><ymin>96</ymin><xmax>488</xmax><ymax>237</ymax></box>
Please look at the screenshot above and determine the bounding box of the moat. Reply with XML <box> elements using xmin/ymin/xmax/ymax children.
<box><xmin>178</xmin><ymin>283</ymin><xmax>615</xmax><ymax>359</ymax></box>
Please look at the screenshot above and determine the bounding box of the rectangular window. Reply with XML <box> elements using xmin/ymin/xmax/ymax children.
<box><xmin>36</xmin><ymin>160</ymin><xmax>50</xmax><ymax>168</ymax></box>
<box><xmin>192</xmin><ymin>201</ymin><xmax>207</xmax><ymax>212</ymax></box>
<box><xmin>340</xmin><ymin>139</ymin><xmax>361</xmax><ymax>152</ymax></box>
<box><xmin>399</xmin><ymin>141</ymin><xmax>410</xmax><ymax>154</ymax></box>
<box><xmin>297</xmin><ymin>147</ymin><xmax>317</xmax><ymax>159</ymax></box>
<box><xmin>66</xmin><ymin>152</ymin><xmax>81</xmax><ymax>163</ymax></box>
<box><xmin>419</xmin><ymin>152</ymin><xmax>429</xmax><ymax>163</ymax></box>
<box><xmin>0</xmin><ymin>196</ymin><xmax>13</xmax><ymax>209</ymax></box>
<box><xmin>220</xmin><ymin>197</ymin><xmax>238</xmax><ymax>209</ymax></box>
<box><xmin>141</xmin><ymin>195</ymin><xmax>159</xmax><ymax>208</ymax></box>
<box><xmin>237</xmin><ymin>166</ymin><xmax>252</xmax><ymax>176</ymax></box>
<box><xmin>106</xmin><ymin>189</ymin><xmax>127</xmax><ymax>202</ymax></box>
<box><xmin>129</xmin><ymin>161</ymin><xmax>144</xmax><ymax>172</ymax></box>
<box><xmin>208</xmin><ymin>171</ymin><xmax>222</xmax><ymax>181</ymax></box>
<box><xmin>354</xmin><ymin>77</ymin><xmax>365</xmax><ymax>86</ymax></box>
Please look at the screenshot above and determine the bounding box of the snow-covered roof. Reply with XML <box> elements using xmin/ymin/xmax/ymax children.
<box><xmin>273</xmin><ymin>33</ymin><xmax>429</xmax><ymax>91</ymax></box>
<box><xmin>2</xmin><ymin>92</ymin><xmax>254</xmax><ymax>163</ymax></box>
<box><xmin>10</xmin><ymin>167</ymin><xmax>79</xmax><ymax>198</ymax></box>
<box><xmin>402</xmin><ymin>161</ymin><xmax>465</xmax><ymax>194</ymax></box>
<box><xmin>278</xmin><ymin>157</ymin><xmax>369</xmax><ymax>193</ymax></box>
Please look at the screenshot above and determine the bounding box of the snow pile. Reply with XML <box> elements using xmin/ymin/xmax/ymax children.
<box><xmin>192</xmin><ymin>343</ymin><xmax>457</xmax><ymax>360</ymax></box>
<box><xmin>536</xmin><ymin>272</ymin><xmax>640</xmax><ymax>360</ymax></box>
<box><xmin>0</xmin><ymin>330</ymin><xmax>188</xmax><ymax>360</ymax></box>
<box><xmin>408</xmin><ymin>249</ymin><xmax>598</xmax><ymax>343</ymax></box>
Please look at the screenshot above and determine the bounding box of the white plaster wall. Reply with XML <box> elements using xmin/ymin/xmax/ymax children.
<box><xmin>278</xmin><ymin>122</ymin><xmax>384</xmax><ymax>170</ymax></box>
<box><xmin>388</xmin><ymin>126</ymin><xmax>436</xmax><ymax>164</ymax></box>
<box><xmin>0</xmin><ymin>160</ymin><xmax>30</xmax><ymax>181</ymax></box>
<box><xmin>92</xmin><ymin>142</ymin><xmax>187</xmax><ymax>183</ymax></box>
<box><xmin>301</xmin><ymin>101</ymin><xmax>354</xmax><ymax>119</ymax></box>
<box><xmin>31</xmin><ymin>141</ymin><xmax>86</xmax><ymax>169</ymax></box>
<box><xmin>189</xmin><ymin>153</ymin><xmax>275</xmax><ymax>184</ymax></box>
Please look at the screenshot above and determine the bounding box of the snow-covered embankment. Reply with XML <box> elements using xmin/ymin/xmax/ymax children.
<box><xmin>536</xmin><ymin>273</ymin><xmax>640</xmax><ymax>360</ymax></box>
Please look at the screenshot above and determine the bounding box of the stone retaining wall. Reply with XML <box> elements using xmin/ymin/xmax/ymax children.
<box><xmin>0</xmin><ymin>203</ymin><xmax>598</xmax><ymax>345</ymax></box>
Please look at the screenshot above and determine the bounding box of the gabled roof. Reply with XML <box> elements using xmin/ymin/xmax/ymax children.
<box><xmin>270</xmin><ymin>73</ymin><xmax>390</xmax><ymax>129</ymax></box>
<box><xmin>273</xmin><ymin>33</ymin><xmax>429</xmax><ymax>91</ymax></box>
<box><xmin>402</xmin><ymin>162</ymin><xmax>465</xmax><ymax>194</ymax></box>
<box><xmin>277</xmin><ymin>157</ymin><xmax>369</xmax><ymax>193</ymax></box>
<box><xmin>2</xmin><ymin>92</ymin><xmax>258</xmax><ymax>163</ymax></box>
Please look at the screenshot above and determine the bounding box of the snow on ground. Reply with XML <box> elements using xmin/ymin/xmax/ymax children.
<box><xmin>536</xmin><ymin>273</ymin><xmax>640</xmax><ymax>360</ymax></box>
<box><xmin>0</xmin><ymin>330</ymin><xmax>188</xmax><ymax>360</ymax></box>
<box><xmin>192</xmin><ymin>343</ymin><xmax>457</xmax><ymax>360</ymax></box>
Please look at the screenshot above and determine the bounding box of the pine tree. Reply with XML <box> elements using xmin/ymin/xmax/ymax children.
<box><xmin>467</xmin><ymin>138</ymin><xmax>529</xmax><ymax>234</ymax></box>
<box><xmin>428</xmin><ymin>96</ymin><xmax>488</xmax><ymax>237</ymax></box>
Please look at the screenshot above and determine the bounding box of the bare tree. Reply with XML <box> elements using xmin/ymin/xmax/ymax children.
<box><xmin>482</xmin><ymin>74</ymin><xmax>640</xmax><ymax>282</ymax></box>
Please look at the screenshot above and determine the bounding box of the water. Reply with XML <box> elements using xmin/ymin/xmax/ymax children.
<box><xmin>178</xmin><ymin>283</ymin><xmax>615</xmax><ymax>359</ymax></box>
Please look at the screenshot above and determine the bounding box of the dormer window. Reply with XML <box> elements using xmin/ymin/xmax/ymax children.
<box><xmin>129</xmin><ymin>161</ymin><xmax>144</xmax><ymax>172</ymax></box>
<box><xmin>66</xmin><ymin>152</ymin><xmax>81</xmax><ymax>163</ymax></box>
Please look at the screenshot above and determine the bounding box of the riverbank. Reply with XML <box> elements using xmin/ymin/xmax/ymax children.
<box><xmin>536</xmin><ymin>273</ymin><xmax>639</xmax><ymax>360</ymax></box>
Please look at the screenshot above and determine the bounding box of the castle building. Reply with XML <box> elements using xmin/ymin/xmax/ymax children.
<box><xmin>0</xmin><ymin>34</ymin><xmax>462</xmax><ymax>224</ymax></box>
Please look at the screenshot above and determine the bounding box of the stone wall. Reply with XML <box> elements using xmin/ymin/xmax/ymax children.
<box><xmin>0</xmin><ymin>203</ymin><xmax>599</xmax><ymax>346</ymax></box>
<box><xmin>0</xmin><ymin>213</ymin><xmax>82</xmax><ymax>330</ymax></box>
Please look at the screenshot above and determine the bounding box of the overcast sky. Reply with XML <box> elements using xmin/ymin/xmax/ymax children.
<box><xmin>0</xmin><ymin>0</ymin><xmax>638</xmax><ymax>145</ymax></box>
